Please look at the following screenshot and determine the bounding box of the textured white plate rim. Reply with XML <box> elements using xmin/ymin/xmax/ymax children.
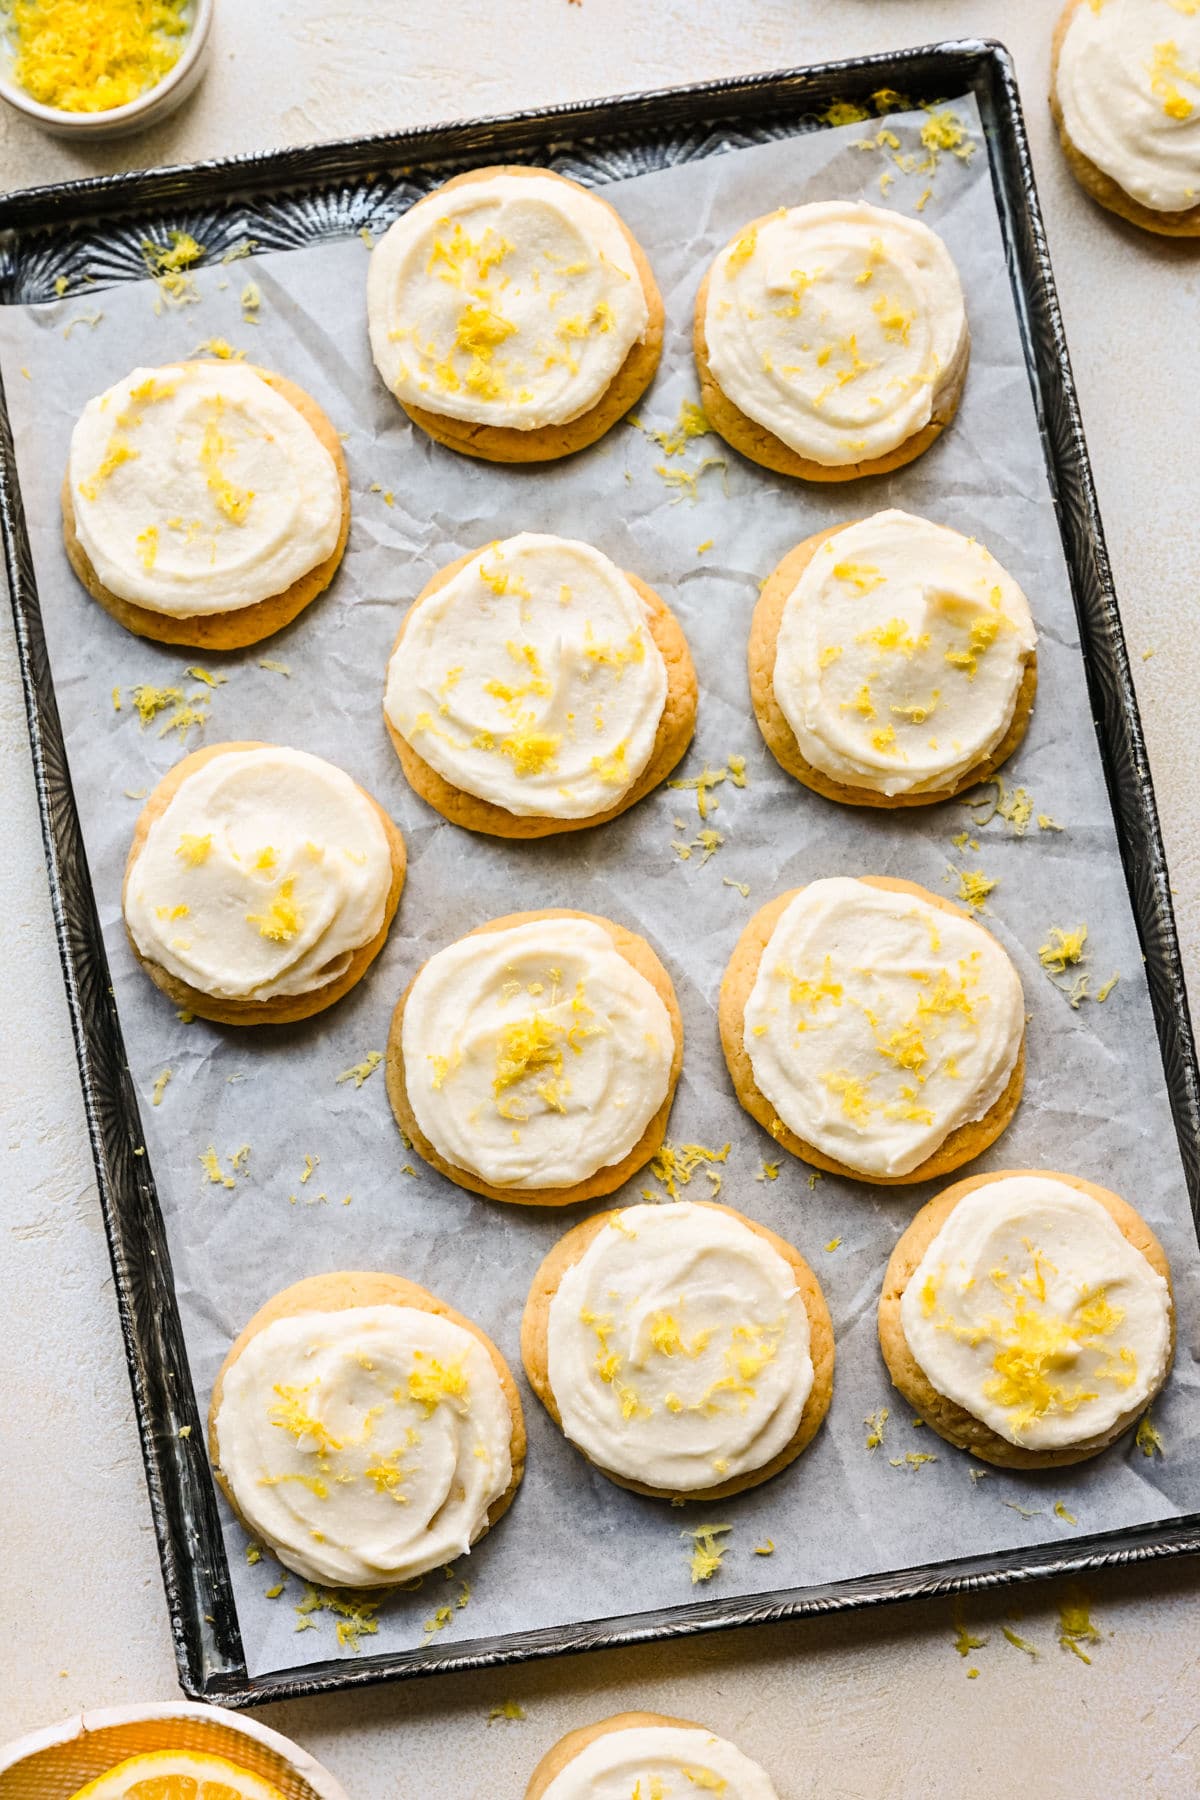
<box><xmin>0</xmin><ymin>1701</ymin><xmax>351</xmax><ymax>1798</ymax></box>
<box><xmin>0</xmin><ymin>0</ymin><xmax>214</xmax><ymax>130</ymax></box>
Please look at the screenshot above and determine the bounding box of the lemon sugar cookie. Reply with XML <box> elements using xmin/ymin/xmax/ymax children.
<box><xmin>368</xmin><ymin>165</ymin><xmax>663</xmax><ymax>461</ymax></box>
<box><xmin>1052</xmin><ymin>0</ymin><xmax>1200</xmax><ymax>236</ymax></box>
<box><xmin>62</xmin><ymin>361</ymin><xmax>349</xmax><ymax>648</ymax></box>
<box><xmin>521</xmin><ymin>1199</ymin><xmax>833</xmax><ymax>1500</ymax></box>
<box><xmin>209</xmin><ymin>1271</ymin><xmax>525</xmax><ymax>1588</ymax></box>
<box><xmin>386</xmin><ymin>909</ymin><xmax>682</xmax><ymax>1206</ymax></box>
<box><xmin>879</xmin><ymin>1170</ymin><xmax>1175</xmax><ymax>1467</ymax></box>
<box><xmin>384</xmin><ymin>532</ymin><xmax>697</xmax><ymax>836</ymax></box>
<box><xmin>525</xmin><ymin>1714</ymin><xmax>781</xmax><ymax>1800</ymax></box>
<box><xmin>694</xmin><ymin>199</ymin><xmax>970</xmax><ymax>481</ymax></box>
<box><xmin>122</xmin><ymin>741</ymin><xmax>405</xmax><ymax>1025</ymax></box>
<box><xmin>719</xmin><ymin>876</ymin><xmax>1025</xmax><ymax>1184</ymax></box>
<box><xmin>749</xmin><ymin>510</ymin><xmax>1038</xmax><ymax>806</ymax></box>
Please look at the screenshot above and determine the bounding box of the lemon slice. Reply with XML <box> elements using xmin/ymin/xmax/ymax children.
<box><xmin>69</xmin><ymin>1748</ymin><xmax>289</xmax><ymax>1800</ymax></box>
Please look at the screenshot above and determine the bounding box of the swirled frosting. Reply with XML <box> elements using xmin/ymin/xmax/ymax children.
<box><xmin>545</xmin><ymin>1202</ymin><xmax>813</xmax><ymax>1491</ymax></box>
<box><xmin>385</xmin><ymin>533</ymin><xmax>669</xmax><ymax>817</ymax></box>
<box><xmin>702</xmin><ymin>200</ymin><xmax>968</xmax><ymax>466</ymax></box>
<box><xmin>213</xmin><ymin>1303</ymin><xmax>514</xmax><ymax>1585</ymax></box>
<box><xmin>402</xmin><ymin>917</ymin><xmax>674</xmax><ymax>1190</ymax></box>
<box><xmin>1057</xmin><ymin>0</ymin><xmax>1200</xmax><ymax>213</ymax></box>
<box><xmin>742</xmin><ymin>878</ymin><xmax>1023</xmax><ymax>1178</ymax></box>
<box><xmin>772</xmin><ymin>510</ymin><xmax>1036</xmax><ymax>796</ymax></box>
<box><xmin>540</xmin><ymin>1725</ymin><xmax>780</xmax><ymax>1800</ymax></box>
<box><xmin>367</xmin><ymin>172</ymin><xmax>649</xmax><ymax>429</ymax></box>
<box><xmin>124</xmin><ymin>746</ymin><xmax>393</xmax><ymax>1001</ymax></box>
<box><xmin>900</xmin><ymin>1176</ymin><xmax>1173</xmax><ymax>1449</ymax></box>
<box><xmin>67</xmin><ymin>362</ymin><xmax>342</xmax><ymax>617</ymax></box>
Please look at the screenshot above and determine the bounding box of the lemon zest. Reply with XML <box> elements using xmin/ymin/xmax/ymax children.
<box><xmin>199</xmin><ymin>1145</ymin><xmax>235</xmax><ymax>1189</ymax></box>
<box><xmin>952</xmin><ymin>1615</ymin><xmax>987</xmax><ymax>1657</ymax></box>
<box><xmin>1135</xmin><ymin>1414</ymin><xmax>1165</xmax><ymax>1458</ymax></box>
<box><xmin>652</xmin><ymin>456</ymin><xmax>727</xmax><ymax>503</ymax></box>
<box><xmin>336</xmin><ymin>1051</ymin><xmax>383</xmax><ymax>1088</ymax></box>
<box><xmin>684</xmin><ymin>1521</ymin><xmax>732</xmax><ymax>1584</ymax></box>
<box><xmin>195</xmin><ymin>336</ymin><xmax>244</xmax><ymax>360</ymax></box>
<box><xmin>293</xmin><ymin>1585</ymin><xmax>381</xmax><ymax>1650</ymax></box>
<box><xmin>408</xmin><ymin>1351</ymin><xmax>469</xmax><ymax>1414</ymax></box>
<box><xmin>1058</xmin><ymin>1590</ymin><xmax>1102</xmax><ymax>1663</ymax></box>
<box><xmin>953</xmin><ymin>867</ymin><xmax>997</xmax><ymax>912</ymax></box>
<box><xmin>646</xmin><ymin>1140</ymin><xmax>731</xmax><ymax>1200</ymax></box>
<box><xmin>964</xmin><ymin>774</ymin><xmax>1034</xmax><ymax>835</ymax></box>
<box><xmin>246</xmin><ymin>876</ymin><xmax>303</xmax><ymax>943</ymax></box>
<box><xmin>140</xmin><ymin>229</ymin><xmax>205</xmax><ymax>309</ymax></box>
<box><xmin>8</xmin><ymin>0</ymin><xmax>190</xmax><ymax>113</ymax></box>
<box><xmin>864</xmin><ymin>1407</ymin><xmax>889</xmax><ymax>1451</ymax></box>
<box><xmin>1002</xmin><ymin>1625</ymin><xmax>1039</xmax><ymax>1658</ymax></box>
<box><xmin>632</xmin><ymin>398</ymin><xmax>713</xmax><ymax>456</ymax></box>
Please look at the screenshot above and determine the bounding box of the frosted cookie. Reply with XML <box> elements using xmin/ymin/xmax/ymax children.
<box><xmin>718</xmin><ymin>876</ymin><xmax>1025</xmax><ymax>1184</ymax></box>
<box><xmin>879</xmin><ymin>1169</ymin><xmax>1175</xmax><ymax>1467</ymax></box>
<box><xmin>62</xmin><ymin>361</ymin><xmax>349</xmax><ymax>649</ymax></box>
<box><xmin>383</xmin><ymin>533</ymin><xmax>697</xmax><ymax>837</ymax></box>
<box><xmin>525</xmin><ymin>1714</ymin><xmax>781</xmax><ymax>1800</ymax></box>
<box><xmin>209</xmin><ymin>1271</ymin><xmax>524</xmax><ymax>1588</ymax></box>
<box><xmin>367</xmin><ymin>165</ymin><xmax>663</xmax><ymax>461</ymax></box>
<box><xmin>521</xmin><ymin>1199</ymin><xmax>833</xmax><ymax>1499</ymax></box>
<box><xmin>386</xmin><ymin>910</ymin><xmax>682</xmax><ymax>1206</ymax></box>
<box><xmin>1052</xmin><ymin>0</ymin><xmax>1200</xmax><ymax>236</ymax></box>
<box><xmin>123</xmin><ymin>741</ymin><xmax>405</xmax><ymax>1025</ymax></box>
<box><xmin>694</xmin><ymin>200</ymin><xmax>970</xmax><ymax>481</ymax></box>
<box><xmin>749</xmin><ymin>510</ymin><xmax>1038</xmax><ymax>806</ymax></box>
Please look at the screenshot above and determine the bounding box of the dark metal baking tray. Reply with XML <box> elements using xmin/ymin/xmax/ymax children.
<box><xmin>2</xmin><ymin>37</ymin><xmax>1199</xmax><ymax>1707</ymax></box>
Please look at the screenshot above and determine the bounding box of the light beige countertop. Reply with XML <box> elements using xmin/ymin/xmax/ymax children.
<box><xmin>3</xmin><ymin>3</ymin><xmax>1199</xmax><ymax>1794</ymax></box>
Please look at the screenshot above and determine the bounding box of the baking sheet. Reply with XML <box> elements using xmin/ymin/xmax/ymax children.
<box><xmin>3</xmin><ymin>93</ymin><xmax>1199</xmax><ymax>1682</ymax></box>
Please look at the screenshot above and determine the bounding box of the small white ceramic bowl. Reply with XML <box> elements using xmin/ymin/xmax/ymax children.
<box><xmin>0</xmin><ymin>1701</ymin><xmax>350</xmax><ymax>1800</ymax></box>
<box><xmin>0</xmin><ymin>0</ymin><xmax>214</xmax><ymax>141</ymax></box>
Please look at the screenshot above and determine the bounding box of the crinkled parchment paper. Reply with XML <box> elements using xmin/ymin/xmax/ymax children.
<box><xmin>3</xmin><ymin>96</ymin><xmax>1199</xmax><ymax>1679</ymax></box>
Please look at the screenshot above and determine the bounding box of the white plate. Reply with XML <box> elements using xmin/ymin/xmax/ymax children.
<box><xmin>0</xmin><ymin>1702</ymin><xmax>350</xmax><ymax>1800</ymax></box>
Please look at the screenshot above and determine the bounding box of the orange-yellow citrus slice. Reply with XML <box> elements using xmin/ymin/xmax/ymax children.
<box><xmin>68</xmin><ymin>1748</ymin><xmax>290</xmax><ymax>1800</ymax></box>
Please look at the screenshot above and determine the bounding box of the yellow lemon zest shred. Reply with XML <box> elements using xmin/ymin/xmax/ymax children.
<box><xmin>9</xmin><ymin>0</ymin><xmax>190</xmax><ymax>113</ymax></box>
<box><xmin>864</xmin><ymin>1407</ymin><xmax>889</xmax><ymax>1451</ymax></box>
<box><xmin>336</xmin><ymin>1051</ymin><xmax>383</xmax><ymax>1088</ymax></box>
<box><xmin>684</xmin><ymin>1521</ymin><xmax>732</xmax><ymax>1584</ymax></box>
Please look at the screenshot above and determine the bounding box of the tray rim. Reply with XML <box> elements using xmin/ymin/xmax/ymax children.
<box><xmin>3</xmin><ymin>33</ymin><xmax>1012</xmax><ymax>233</ymax></box>
<box><xmin>3</xmin><ymin>35</ymin><xmax>1200</xmax><ymax>1709</ymax></box>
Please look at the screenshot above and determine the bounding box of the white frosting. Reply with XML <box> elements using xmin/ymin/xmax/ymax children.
<box><xmin>367</xmin><ymin>172</ymin><xmax>649</xmax><ymax>429</ymax></box>
<box><xmin>124</xmin><ymin>747</ymin><xmax>393</xmax><ymax>1001</ymax></box>
<box><xmin>703</xmin><ymin>200</ymin><xmax>968</xmax><ymax>467</ymax></box>
<box><xmin>900</xmin><ymin>1176</ymin><xmax>1173</xmax><ymax>1449</ymax></box>
<box><xmin>402</xmin><ymin>918</ymin><xmax>674</xmax><ymax>1190</ymax></box>
<box><xmin>743</xmin><ymin>878</ymin><xmax>1023</xmax><ymax>1178</ymax></box>
<box><xmin>68</xmin><ymin>362</ymin><xmax>342</xmax><ymax>617</ymax></box>
<box><xmin>545</xmin><ymin>1202</ymin><xmax>813</xmax><ymax>1492</ymax></box>
<box><xmin>384</xmin><ymin>533</ymin><xmax>668</xmax><ymax>818</ymax></box>
<box><xmin>214</xmin><ymin>1304</ymin><xmax>513</xmax><ymax>1586</ymax></box>
<box><xmin>772</xmin><ymin>510</ymin><xmax>1037</xmax><ymax>797</ymax></box>
<box><xmin>1058</xmin><ymin>0</ymin><xmax>1200</xmax><ymax>213</ymax></box>
<box><xmin>540</xmin><ymin>1726</ymin><xmax>779</xmax><ymax>1800</ymax></box>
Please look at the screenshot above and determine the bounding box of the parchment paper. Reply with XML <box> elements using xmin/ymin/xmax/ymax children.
<box><xmin>3</xmin><ymin>97</ymin><xmax>1199</xmax><ymax>1680</ymax></box>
